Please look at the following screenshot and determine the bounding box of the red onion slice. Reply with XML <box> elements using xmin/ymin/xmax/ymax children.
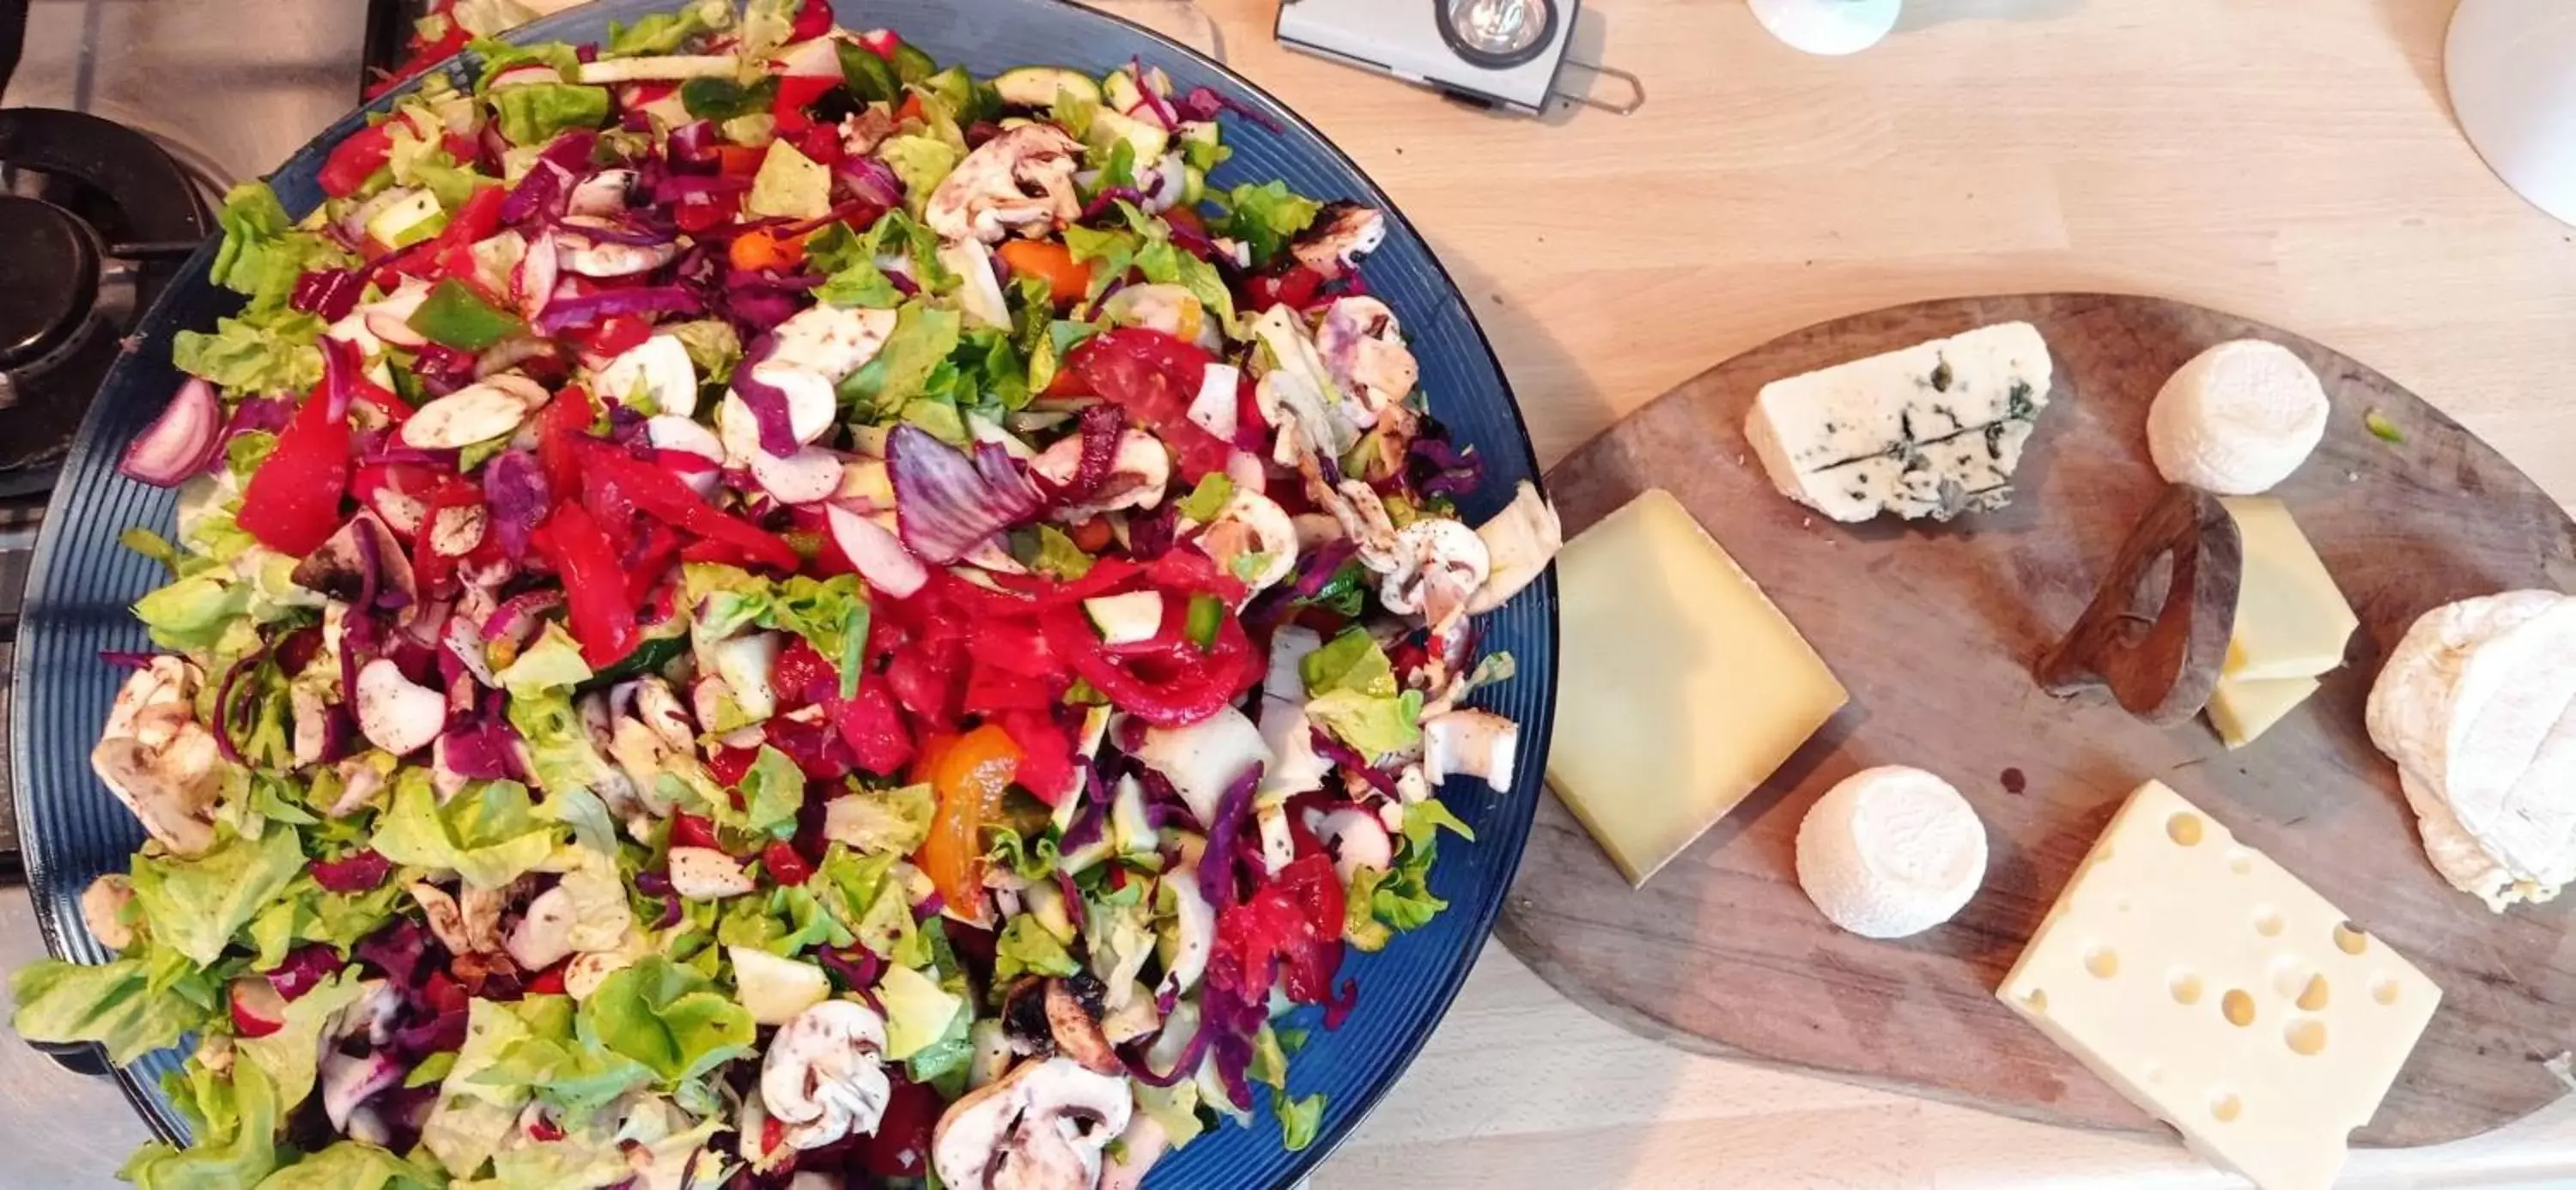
<box><xmin>118</xmin><ymin>377</ymin><xmax>224</xmax><ymax>487</ymax></box>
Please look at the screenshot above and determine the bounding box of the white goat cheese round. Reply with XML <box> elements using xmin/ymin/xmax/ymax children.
<box><xmin>2145</xmin><ymin>339</ymin><xmax>2330</xmax><ymax>495</ymax></box>
<box><xmin>1795</xmin><ymin>766</ymin><xmax>1988</xmax><ymax>938</ymax></box>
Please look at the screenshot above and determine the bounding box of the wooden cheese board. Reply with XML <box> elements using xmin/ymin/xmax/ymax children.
<box><xmin>1493</xmin><ymin>293</ymin><xmax>2576</xmax><ymax>1148</ymax></box>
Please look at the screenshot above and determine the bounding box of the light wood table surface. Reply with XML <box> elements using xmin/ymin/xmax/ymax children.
<box><xmin>1131</xmin><ymin>0</ymin><xmax>2576</xmax><ymax>1186</ymax></box>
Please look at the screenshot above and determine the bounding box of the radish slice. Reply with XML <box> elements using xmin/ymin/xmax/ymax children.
<box><xmin>229</xmin><ymin>976</ymin><xmax>288</xmax><ymax>1039</ymax></box>
<box><xmin>751</xmin><ymin>446</ymin><xmax>846</xmax><ymax>506</ymax></box>
<box><xmin>515</xmin><ymin>229</ymin><xmax>560</xmax><ymax>322</ymax></box>
<box><xmin>645</xmin><ymin>415</ymin><xmax>726</xmax><ymax>495</ymax></box>
<box><xmin>354</xmin><ymin>659</ymin><xmax>445</xmax><ymax>756</ymax></box>
<box><xmin>483</xmin><ymin>63</ymin><xmax>563</xmax><ymax>88</ymax></box>
<box><xmin>1303</xmin><ymin>805</ymin><xmax>1394</xmax><ymax>884</ymax></box>
<box><xmin>826</xmin><ymin>502</ymin><xmax>927</xmax><ymax>598</ymax></box>
<box><xmin>773</xmin><ymin>36</ymin><xmax>844</xmax><ymax>79</ymax></box>
<box><xmin>118</xmin><ymin>378</ymin><xmax>222</xmax><ymax>487</ymax></box>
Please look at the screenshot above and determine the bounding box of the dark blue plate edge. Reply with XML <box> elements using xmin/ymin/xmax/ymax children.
<box><xmin>14</xmin><ymin>2</ymin><xmax>1564</xmax><ymax>1180</ymax></box>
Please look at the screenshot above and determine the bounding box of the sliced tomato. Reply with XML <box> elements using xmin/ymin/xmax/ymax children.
<box><xmin>1066</xmin><ymin>327</ymin><xmax>1233</xmax><ymax>480</ymax></box>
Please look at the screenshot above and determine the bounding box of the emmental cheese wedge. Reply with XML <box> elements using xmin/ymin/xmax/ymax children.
<box><xmin>1998</xmin><ymin>781</ymin><xmax>2441</xmax><ymax>1190</ymax></box>
<box><xmin>1746</xmin><ymin>321</ymin><xmax>2054</xmax><ymax>523</ymax></box>
<box><xmin>1546</xmin><ymin>489</ymin><xmax>1849</xmax><ymax>885</ymax></box>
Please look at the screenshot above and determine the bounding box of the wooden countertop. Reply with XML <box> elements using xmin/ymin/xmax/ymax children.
<box><xmin>1124</xmin><ymin>0</ymin><xmax>2576</xmax><ymax>1185</ymax></box>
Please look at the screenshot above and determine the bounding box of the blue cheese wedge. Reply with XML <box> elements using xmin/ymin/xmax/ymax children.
<box><xmin>1747</xmin><ymin>321</ymin><xmax>2055</xmax><ymax>522</ymax></box>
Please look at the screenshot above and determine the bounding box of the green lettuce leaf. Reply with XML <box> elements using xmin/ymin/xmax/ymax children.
<box><xmin>1278</xmin><ymin>1089</ymin><xmax>1326</xmax><ymax>1152</ymax></box>
<box><xmin>172</xmin><ymin>307</ymin><xmax>327</xmax><ymax>398</ymax></box>
<box><xmin>1174</xmin><ymin>473</ymin><xmax>1234</xmax><ymax>524</ymax></box>
<box><xmin>1305</xmin><ymin>687</ymin><xmax>1423</xmax><ymax>763</ymax></box>
<box><xmin>822</xmin><ymin>783</ymin><xmax>936</xmax><ymax>856</ymax></box>
<box><xmin>746</xmin><ymin>139</ymin><xmax>832</xmax><ymax>221</ymax></box>
<box><xmin>1216</xmin><ymin>181</ymin><xmax>1321</xmax><ymax>268</ymax></box>
<box><xmin>494</xmin><ymin>622</ymin><xmax>593</xmax><ymax>695</ymax></box>
<box><xmin>840</xmin><ymin>302</ymin><xmax>963</xmax><ymax>417</ymax></box>
<box><xmin>1341</xmin><ymin>867</ymin><xmax>1393</xmax><ymax>952</ymax></box>
<box><xmin>605</xmin><ymin>0</ymin><xmax>731</xmax><ymax>55</ymax></box>
<box><xmin>714</xmin><ymin>882</ymin><xmax>851</xmax><ymax>956</ymax></box>
<box><xmin>237</xmin><ymin>968</ymin><xmax>371</xmax><ymax>1114</ymax></box>
<box><xmin>507</xmin><ymin>689</ymin><xmax>624</xmax><ymax>817</ymax></box>
<box><xmin>244</xmin><ymin>877</ymin><xmax>403</xmax><ymax>970</ymax></box>
<box><xmin>130</xmin><ymin>826</ymin><xmax>307</xmax><ymax>967</ymax></box>
<box><xmin>1065</xmin><ymin>225</ymin><xmax>1139</xmax><ymax>301</ymax></box>
<box><xmin>476</xmin><ymin>995</ymin><xmax>653</xmax><ymax>1120</ymax></box>
<box><xmin>814</xmin><ymin>847</ymin><xmax>919</xmax><ymax>961</ymax></box>
<box><xmin>877</xmin><ymin>962</ymin><xmax>965</xmax><ymax>1061</ymax></box>
<box><xmin>879</xmin><ymin>136</ymin><xmax>961</xmax><ymax>216</ymax></box>
<box><xmin>134</xmin><ymin>571</ymin><xmax>255</xmax><ymax>652</ymax></box>
<box><xmin>120</xmin><ymin>1061</ymin><xmax>283</xmax><ymax>1190</ymax></box>
<box><xmin>1372</xmin><ymin>831</ymin><xmax>1447</xmax><ymax>933</ymax></box>
<box><xmin>490</xmin><ymin>83</ymin><xmax>611</xmax><ymax>147</ymax></box>
<box><xmin>993</xmin><ymin>913</ymin><xmax>1081</xmax><ymax>984</ymax></box>
<box><xmin>579</xmin><ymin>956</ymin><xmax>755</xmax><ymax>1087</ymax></box>
<box><xmin>683</xmin><ymin>563</ymin><xmax>872</xmax><ymax>700</ymax></box>
<box><xmin>370</xmin><ymin>773</ymin><xmax>560</xmax><ymax>889</ymax></box>
<box><xmin>422</xmin><ymin>996</ymin><xmax>547</xmax><ymax>1176</ymax></box>
<box><xmin>8</xmin><ymin>954</ymin><xmax>205</xmax><ymax>1063</ymax></box>
<box><xmin>1300</xmin><ymin>628</ymin><xmax>1398</xmax><ymax>698</ymax></box>
<box><xmin>209</xmin><ymin>183</ymin><xmax>341</xmax><ymax>312</ymax></box>
<box><xmin>250</xmin><ymin>1141</ymin><xmax>441</xmax><ymax>1190</ymax></box>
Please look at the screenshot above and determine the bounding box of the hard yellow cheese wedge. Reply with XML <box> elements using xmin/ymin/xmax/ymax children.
<box><xmin>1999</xmin><ymin>781</ymin><xmax>2440</xmax><ymax>1190</ymax></box>
<box><xmin>2203</xmin><ymin>498</ymin><xmax>2354</xmax><ymax>746</ymax></box>
<box><xmin>2221</xmin><ymin>496</ymin><xmax>2356</xmax><ymax>681</ymax></box>
<box><xmin>2208</xmin><ymin>676</ymin><xmax>2322</xmax><ymax>750</ymax></box>
<box><xmin>1546</xmin><ymin>489</ymin><xmax>1848</xmax><ymax>885</ymax></box>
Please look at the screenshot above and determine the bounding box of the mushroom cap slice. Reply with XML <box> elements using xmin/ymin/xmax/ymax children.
<box><xmin>932</xmin><ymin>1056</ymin><xmax>1135</xmax><ymax>1190</ymax></box>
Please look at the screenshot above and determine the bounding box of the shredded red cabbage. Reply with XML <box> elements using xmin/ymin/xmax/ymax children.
<box><xmin>264</xmin><ymin>944</ymin><xmax>346</xmax><ymax>1000</ymax></box>
<box><xmin>501</xmin><ymin>159</ymin><xmax>574</xmax><ymax>228</ymax></box>
<box><xmin>533</xmin><ymin>285</ymin><xmax>702</xmax><ymax>333</ymax></box>
<box><xmin>289</xmin><ymin>269</ymin><xmax>367</xmax><ymax>321</ymax></box>
<box><xmin>886</xmin><ymin>425</ymin><xmax>1047</xmax><ymax>564</ymax></box>
<box><xmin>1195</xmin><ymin>763</ymin><xmax>1262</xmax><ymax>912</ymax></box>
<box><xmin>1289</xmin><ymin>538</ymin><xmax>1359</xmax><ymax>599</ymax></box>
<box><xmin>817</xmin><ymin>945</ymin><xmax>884</xmax><ymax>993</ymax></box>
<box><xmin>1176</xmin><ymin>83</ymin><xmax>1283</xmax><ymax>133</ymax></box>
<box><xmin>1308</xmin><ymin>728</ymin><xmax>1400</xmax><ymax>797</ymax></box>
<box><xmin>440</xmin><ymin>717</ymin><xmax>526</xmax><ymax>780</ymax></box>
<box><xmin>1406</xmin><ymin>433</ymin><xmax>1481</xmax><ymax>500</ymax></box>
<box><xmin>309</xmin><ymin>848</ymin><xmax>394</xmax><ymax>894</ymax></box>
<box><xmin>1124</xmin><ymin>502</ymin><xmax>1178</xmax><ymax>561</ymax></box>
<box><xmin>354</xmin><ymin>919</ymin><xmax>438</xmax><ymax>987</ymax></box>
<box><xmin>481</xmin><ymin>449</ymin><xmax>550</xmax><ymax>561</ymax></box>
<box><xmin>666</xmin><ymin>120</ymin><xmax>721</xmax><ymax>172</ymax></box>
<box><xmin>1048</xmin><ymin>402</ymin><xmax>1128</xmax><ymax>504</ymax></box>
<box><xmin>1078</xmin><ymin>186</ymin><xmax>1151</xmax><ymax>223</ymax></box>
<box><xmin>835</xmin><ymin>157</ymin><xmax>905</xmax><ymax>209</ymax></box>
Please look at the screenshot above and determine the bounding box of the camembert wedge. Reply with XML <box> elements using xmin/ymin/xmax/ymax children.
<box><xmin>1999</xmin><ymin>781</ymin><xmax>2440</xmax><ymax>1190</ymax></box>
<box><xmin>1546</xmin><ymin>489</ymin><xmax>1848</xmax><ymax>885</ymax></box>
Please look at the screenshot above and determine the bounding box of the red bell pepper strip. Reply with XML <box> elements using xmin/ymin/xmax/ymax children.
<box><xmin>1038</xmin><ymin>601</ymin><xmax>1258</xmax><ymax>726</ymax></box>
<box><xmin>1214</xmin><ymin>854</ymin><xmax>1348</xmax><ymax>1005</ymax></box>
<box><xmin>962</xmin><ymin>664</ymin><xmax>1054</xmax><ymax>715</ymax></box>
<box><xmin>537</xmin><ymin>385</ymin><xmax>597</xmax><ymax>500</ymax></box>
<box><xmin>574</xmin><ymin>440</ymin><xmax>800</xmax><ymax>572</ymax></box>
<box><xmin>237</xmin><ymin>380</ymin><xmax>355</xmax><ymax>556</ymax></box>
<box><xmin>530</xmin><ymin>501</ymin><xmax>640</xmax><ymax>665</ymax></box>
<box><xmin>789</xmin><ymin>0</ymin><xmax>835</xmax><ymax>39</ymax></box>
<box><xmin>994</xmin><ymin>709</ymin><xmax>1076</xmax><ymax>807</ymax></box>
<box><xmin>318</xmin><ymin>123</ymin><xmax>396</xmax><ymax>198</ymax></box>
<box><xmin>762</xmin><ymin>840</ymin><xmax>816</xmax><ymax>886</ymax></box>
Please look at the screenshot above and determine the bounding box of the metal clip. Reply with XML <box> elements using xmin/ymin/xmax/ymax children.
<box><xmin>1552</xmin><ymin>58</ymin><xmax>1644</xmax><ymax>115</ymax></box>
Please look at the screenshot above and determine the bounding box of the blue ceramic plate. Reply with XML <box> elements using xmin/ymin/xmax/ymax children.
<box><xmin>15</xmin><ymin>2</ymin><xmax>1557</xmax><ymax>1184</ymax></box>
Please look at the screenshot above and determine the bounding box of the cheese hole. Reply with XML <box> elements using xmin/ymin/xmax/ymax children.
<box><xmin>2372</xmin><ymin>977</ymin><xmax>2402</xmax><ymax>1006</ymax></box>
<box><xmin>2170</xmin><ymin>973</ymin><xmax>2204</xmax><ymax>1005</ymax></box>
<box><xmin>2221</xmin><ymin>989</ymin><xmax>2257</xmax><ymax>1027</ymax></box>
<box><xmin>2166</xmin><ymin>813</ymin><xmax>2204</xmax><ymax>846</ymax></box>
<box><xmin>2022</xmin><ymin>988</ymin><xmax>2049</xmax><ymax>1015</ymax></box>
<box><xmin>2334</xmin><ymin>922</ymin><xmax>2369</xmax><ymax>955</ymax></box>
<box><xmin>2253</xmin><ymin>908</ymin><xmax>2284</xmax><ymax>938</ymax></box>
<box><xmin>2268</xmin><ymin>955</ymin><xmax>2314</xmax><ymax>999</ymax></box>
<box><xmin>2285</xmin><ymin>1017</ymin><xmax>2328</xmax><ymax>1056</ymax></box>
<box><xmin>2226</xmin><ymin>848</ymin><xmax>2255</xmax><ymax>875</ymax></box>
<box><xmin>2211</xmin><ymin>1092</ymin><xmax>2243</xmax><ymax>1123</ymax></box>
<box><xmin>2085</xmin><ymin>946</ymin><xmax>2120</xmax><ymax>979</ymax></box>
<box><xmin>2297</xmin><ymin>975</ymin><xmax>2330</xmax><ymax>1011</ymax></box>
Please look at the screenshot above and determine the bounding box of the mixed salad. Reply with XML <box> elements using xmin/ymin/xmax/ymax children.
<box><xmin>11</xmin><ymin>3</ymin><xmax>1560</xmax><ymax>1187</ymax></box>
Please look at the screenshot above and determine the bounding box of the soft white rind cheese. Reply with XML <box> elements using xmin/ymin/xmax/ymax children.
<box><xmin>1794</xmin><ymin>766</ymin><xmax>1987</xmax><ymax>938</ymax></box>
<box><xmin>1999</xmin><ymin>781</ymin><xmax>2442</xmax><ymax>1190</ymax></box>
<box><xmin>1747</xmin><ymin>321</ymin><xmax>2054</xmax><ymax>523</ymax></box>
<box><xmin>2366</xmin><ymin>590</ymin><xmax>2576</xmax><ymax>910</ymax></box>
<box><xmin>2147</xmin><ymin>340</ymin><xmax>2330</xmax><ymax>495</ymax></box>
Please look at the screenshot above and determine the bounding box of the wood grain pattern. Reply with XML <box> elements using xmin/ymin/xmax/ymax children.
<box><xmin>1497</xmin><ymin>293</ymin><xmax>2576</xmax><ymax>1149</ymax></box>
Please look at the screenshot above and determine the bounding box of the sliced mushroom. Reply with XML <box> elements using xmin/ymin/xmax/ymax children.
<box><xmin>80</xmin><ymin>874</ymin><xmax>137</xmax><ymax>950</ymax></box>
<box><xmin>1291</xmin><ymin>200</ymin><xmax>1387</xmax><ymax>280</ymax></box>
<box><xmin>1422</xmin><ymin>708</ymin><xmax>1519</xmax><ymax>791</ymax></box>
<box><xmin>457</xmin><ymin>880</ymin><xmax>513</xmax><ymax>953</ymax></box>
<box><xmin>89</xmin><ymin>657</ymin><xmax>222</xmax><ymax>855</ymax></box>
<box><xmin>291</xmin><ymin>512</ymin><xmax>414</xmax><ymax>611</ymax></box>
<box><xmin>923</xmin><ymin>124</ymin><xmax>1084</xmax><ymax>245</ymax></box>
<box><xmin>1099</xmin><ymin>1114</ymin><xmax>1170</xmax><ymax>1190</ymax></box>
<box><xmin>555</xmin><ymin>218</ymin><xmax>682</xmax><ymax>276</ymax></box>
<box><xmin>1030</xmin><ymin>428</ymin><xmax>1172</xmax><ymax>523</ymax></box>
<box><xmin>408</xmin><ymin>882</ymin><xmax>473</xmax><ymax>955</ymax></box>
<box><xmin>1467</xmin><ymin>481</ymin><xmax>1562</xmax><ymax>615</ymax></box>
<box><xmin>400</xmin><ymin>381</ymin><xmax>536</xmax><ymax>450</ymax></box>
<box><xmin>1042</xmin><ymin>974</ymin><xmax>1121</xmax><ymax>1077</ymax></box>
<box><xmin>931</xmin><ymin>1056</ymin><xmax>1134</xmax><ymax>1190</ymax></box>
<box><xmin>504</xmin><ymin>883</ymin><xmax>579</xmax><ymax>971</ymax></box>
<box><xmin>766</xmin><ymin>303</ymin><xmax>901</xmax><ymax>381</ymax></box>
<box><xmin>720</xmin><ymin>367</ymin><xmax>840</xmax><ymax>461</ymax></box>
<box><xmin>1315</xmin><ymin>296</ymin><xmax>1418</xmax><ymax>417</ymax></box>
<box><xmin>669</xmin><ymin>847</ymin><xmax>756</xmax><ymax>900</ymax></box>
<box><xmin>761</xmin><ymin>999</ymin><xmax>895</xmax><ymax>1151</ymax></box>
<box><xmin>634</xmin><ymin>677</ymin><xmax>696</xmax><ymax>753</ymax></box>
<box><xmin>327</xmin><ymin>756</ymin><xmax>388</xmax><ymax>818</ymax></box>
<box><xmin>1377</xmin><ymin>518</ymin><xmax>1492</xmax><ymax>631</ymax></box>
<box><xmin>564</xmin><ymin>949</ymin><xmax>637</xmax><ymax>1000</ymax></box>
<box><xmin>1193</xmin><ymin>488</ymin><xmax>1298</xmax><ymax>595</ymax></box>
<box><xmin>567</xmin><ymin>168</ymin><xmax>642</xmax><ymax>218</ymax></box>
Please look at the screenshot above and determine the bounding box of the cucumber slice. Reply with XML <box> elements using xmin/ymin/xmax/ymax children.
<box><xmin>993</xmin><ymin>65</ymin><xmax>1102</xmax><ymax>110</ymax></box>
<box><xmin>837</xmin><ymin>41</ymin><xmax>898</xmax><ymax>103</ymax></box>
<box><xmin>891</xmin><ymin>42</ymin><xmax>938</xmax><ymax>86</ymax></box>
<box><xmin>365</xmin><ymin>188</ymin><xmax>447</xmax><ymax>250</ymax></box>
<box><xmin>580</xmin><ymin>612</ymin><xmax>690</xmax><ymax>691</ymax></box>
<box><xmin>1103</xmin><ymin>69</ymin><xmax>1145</xmax><ymax>115</ymax></box>
<box><xmin>1084</xmin><ymin>591</ymin><xmax>1164</xmax><ymax>646</ymax></box>
<box><xmin>1085</xmin><ymin>108</ymin><xmax>1170</xmax><ymax>169</ymax></box>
